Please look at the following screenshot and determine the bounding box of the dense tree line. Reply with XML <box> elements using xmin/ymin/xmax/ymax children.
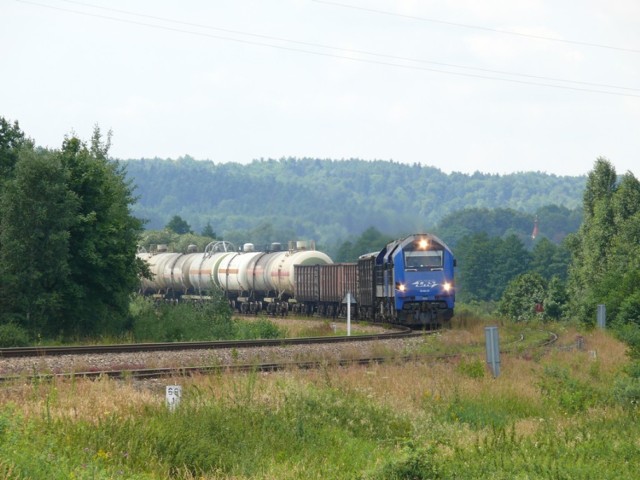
<box><xmin>566</xmin><ymin>159</ymin><xmax>640</xmax><ymax>326</ymax></box>
<box><xmin>0</xmin><ymin>118</ymin><xmax>144</xmax><ymax>340</ymax></box>
<box><xmin>334</xmin><ymin>227</ymin><xmax>395</xmax><ymax>262</ymax></box>
<box><xmin>99</xmin><ymin>153</ymin><xmax>601</xmax><ymax>330</ymax></box>
<box><xmin>434</xmin><ymin>205</ymin><xmax>581</xmax><ymax>248</ymax></box>
<box><xmin>136</xmin><ymin>157</ymin><xmax>638</xmax><ymax>328</ymax></box>
<box><xmin>453</xmin><ymin>232</ymin><xmax>570</xmax><ymax>304</ymax></box>
<box><xmin>123</xmin><ymin>157</ymin><xmax>585</xmax><ymax>252</ymax></box>
<box><xmin>138</xmin><ymin>214</ymin><xmax>218</xmax><ymax>254</ymax></box>
<box><xmin>494</xmin><ymin>158</ymin><xmax>640</xmax><ymax>327</ymax></box>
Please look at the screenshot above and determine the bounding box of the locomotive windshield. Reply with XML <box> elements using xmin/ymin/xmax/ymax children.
<box><xmin>404</xmin><ymin>249</ymin><xmax>443</xmax><ymax>271</ymax></box>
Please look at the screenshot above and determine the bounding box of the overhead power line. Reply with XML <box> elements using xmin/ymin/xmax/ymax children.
<box><xmin>16</xmin><ymin>0</ymin><xmax>640</xmax><ymax>98</ymax></box>
<box><xmin>40</xmin><ymin>0</ymin><xmax>640</xmax><ymax>94</ymax></box>
<box><xmin>313</xmin><ymin>0</ymin><xmax>640</xmax><ymax>54</ymax></box>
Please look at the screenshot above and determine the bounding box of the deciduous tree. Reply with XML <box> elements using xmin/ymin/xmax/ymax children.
<box><xmin>0</xmin><ymin>149</ymin><xmax>78</xmax><ymax>334</ymax></box>
<box><xmin>0</xmin><ymin>117</ymin><xmax>32</xmax><ymax>183</ymax></box>
<box><xmin>567</xmin><ymin>158</ymin><xmax>640</xmax><ymax>326</ymax></box>
<box><xmin>166</xmin><ymin>215</ymin><xmax>192</xmax><ymax>234</ymax></box>
<box><xmin>58</xmin><ymin>128</ymin><xmax>145</xmax><ymax>335</ymax></box>
<box><xmin>498</xmin><ymin>272</ymin><xmax>547</xmax><ymax>322</ymax></box>
<box><xmin>1</xmin><ymin>123</ymin><xmax>144</xmax><ymax>338</ymax></box>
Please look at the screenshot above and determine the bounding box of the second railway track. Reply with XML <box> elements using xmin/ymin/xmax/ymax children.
<box><xmin>0</xmin><ymin>324</ymin><xmax>417</xmax><ymax>358</ymax></box>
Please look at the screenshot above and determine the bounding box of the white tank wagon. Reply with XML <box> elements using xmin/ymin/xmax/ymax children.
<box><xmin>137</xmin><ymin>247</ymin><xmax>184</xmax><ymax>294</ymax></box>
<box><xmin>137</xmin><ymin>241</ymin><xmax>333</xmax><ymax>314</ymax></box>
<box><xmin>189</xmin><ymin>250</ymin><xmax>236</xmax><ymax>294</ymax></box>
<box><xmin>267</xmin><ymin>246</ymin><xmax>334</xmax><ymax>295</ymax></box>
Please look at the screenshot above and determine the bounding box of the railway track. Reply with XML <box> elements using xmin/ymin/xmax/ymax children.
<box><xmin>2</xmin><ymin>354</ymin><xmax>424</xmax><ymax>382</ymax></box>
<box><xmin>0</xmin><ymin>328</ymin><xmax>558</xmax><ymax>383</ymax></box>
<box><xmin>0</xmin><ymin>325</ymin><xmax>416</xmax><ymax>358</ymax></box>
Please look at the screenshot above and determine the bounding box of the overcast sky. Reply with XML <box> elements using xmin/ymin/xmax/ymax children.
<box><xmin>2</xmin><ymin>0</ymin><xmax>639</xmax><ymax>176</ymax></box>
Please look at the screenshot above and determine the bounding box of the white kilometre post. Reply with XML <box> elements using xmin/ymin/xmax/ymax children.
<box><xmin>166</xmin><ymin>385</ymin><xmax>182</xmax><ymax>411</ymax></box>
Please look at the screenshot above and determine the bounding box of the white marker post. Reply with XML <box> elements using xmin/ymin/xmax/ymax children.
<box><xmin>166</xmin><ymin>385</ymin><xmax>182</xmax><ymax>411</ymax></box>
<box><xmin>347</xmin><ymin>292</ymin><xmax>351</xmax><ymax>336</ymax></box>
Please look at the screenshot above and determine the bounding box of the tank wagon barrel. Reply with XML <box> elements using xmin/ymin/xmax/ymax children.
<box><xmin>137</xmin><ymin>241</ymin><xmax>333</xmax><ymax>314</ymax></box>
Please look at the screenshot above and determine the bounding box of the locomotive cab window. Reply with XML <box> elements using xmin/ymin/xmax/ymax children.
<box><xmin>404</xmin><ymin>250</ymin><xmax>443</xmax><ymax>271</ymax></box>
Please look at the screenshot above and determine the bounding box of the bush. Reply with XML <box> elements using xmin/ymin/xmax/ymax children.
<box><xmin>613</xmin><ymin>375</ymin><xmax>640</xmax><ymax>409</ymax></box>
<box><xmin>132</xmin><ymin>301</ymin><xmax>234</xmax><ymax>342</ymax></box>
<box><xmin>234</xmin><ymin>318</ymin><xmax>283</xmax><ymax>339</ymax></box>
<box><xmin>538</xmin><ymin>365</ymin><xmax>600</xmax><ymax>413</ymax></box>
<box><xmin>129</xmin><ymin>295</ymin><xmax>285</xmax><ymax>342</ymax></box>
<box><xmin>363</xmin><ymin>445</ymin><xmax>440</xmax><ymax>480</ymax></box>
<box><xmin>616</xmin><ymin>292</ymin><xmax>640</xmax><ymax>327</ymax></box>
<box><xmin>498</xmin><ymin>273</ymin><xmax>547</xmax><ymax>322</ymax></box>
<box><xmin>614</xmin><ymin>323</ymin><xmax>640</xmax><ymax>360</ymax></box>
<box><xmin>456</xmin><ymin>358</ymin><xmax>485</xmax><ymax>379</ymax></box>
<box><xmin>0</xmin><ymin>323</ymin><xmax>30</xmax><ymax>347</ymax></box>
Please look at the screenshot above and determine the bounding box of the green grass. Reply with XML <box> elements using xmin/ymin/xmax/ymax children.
<box><xmin>0</xmin><ymin>381</ymin><xmax>411</xmax><ymax>479</ymax></box>
<box><xmin>2</xmin><ymin>377</ymin><xmax>637</xmax><ymax>479</ymax></box>
<box><xmin>1</xmin><ymin>321</ymin><xmax>639</xmax><ymax>479</ymax></box>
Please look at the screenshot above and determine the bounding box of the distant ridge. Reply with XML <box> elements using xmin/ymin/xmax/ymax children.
<box><xmin>121</xmin><ymin>157</ymin><xmax>585</xmax><ymax>246</ymax></box>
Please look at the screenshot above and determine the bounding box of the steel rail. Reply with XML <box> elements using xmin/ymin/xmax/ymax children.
<box><xmin>0</xmin><ymin>352</ymin><xmax>455</xmax><ymax>383</ymax></box>
<box><xmin>0</xmin><ymin>325</ymin><xmax>417</xmax><ymax>358</ymax></box>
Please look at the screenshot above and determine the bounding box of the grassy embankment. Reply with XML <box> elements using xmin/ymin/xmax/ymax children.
<box><xmin>0</xmin><ymin>317</ymin><xmax>638</xmax><ymax>479</ymax></box>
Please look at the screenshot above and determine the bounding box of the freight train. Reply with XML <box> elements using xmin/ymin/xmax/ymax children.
<box><xmin>138</xmin><ymin>233</ymin><xmax>455</xmax><ymax>327</ymax></box>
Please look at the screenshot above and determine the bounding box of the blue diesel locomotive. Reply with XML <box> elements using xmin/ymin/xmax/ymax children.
<box><xmin>372</xmin><ymin>233</ymin><xmax>455</xmax><ymax>326</ymax></box>
<box><xmin>294</xmin><ymin>233</ymin><xmax>455</xmax><ymax>327</ymax></box>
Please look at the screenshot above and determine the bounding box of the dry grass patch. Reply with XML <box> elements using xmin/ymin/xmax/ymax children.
<box><xmin>0</xmin><ymin>376</ymin><xmax>159</xmax><ymax>422</ymax></box>
<box><xmin>437</xmin><ymin>329</ymin><xmax>479</xmax><ymax>349</ymax></box>
<box><xmin>237</xmin><ymin>315</ymin><xmax>386</xmax><ymax>337</ymax></box>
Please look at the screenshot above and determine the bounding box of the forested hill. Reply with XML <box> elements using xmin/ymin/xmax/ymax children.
<box><xmin>122</xmin><ymin>156</ymin><xmax>585</xmax><ymax>246</ymax></box>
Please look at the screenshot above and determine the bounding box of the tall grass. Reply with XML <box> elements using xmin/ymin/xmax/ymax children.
<box><xmin>0</xmin><ymin>319</ymin><xmax>638</xmax><ymax>478</ymax></box>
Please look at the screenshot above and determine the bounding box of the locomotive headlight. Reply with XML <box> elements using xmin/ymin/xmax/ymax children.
<box><xmin>443</xmin><ymin>282</ymin><xmax>452</xmax><ymax>292</ymax></box>
<box><xmin>396</xmin><ymin>282</ymin><xmax>406</xmax><ymax>292</ymax></box>
<box><xmin>418</xmin><ymin>238</ymin><xmax>428</xmax><ymax>249</ymax></box>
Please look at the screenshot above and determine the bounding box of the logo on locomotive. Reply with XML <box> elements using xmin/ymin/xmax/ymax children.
<box><xmin>410</xmin><ymin>279</ymin><xmax>438</xmax><ymax>289</ymax></box>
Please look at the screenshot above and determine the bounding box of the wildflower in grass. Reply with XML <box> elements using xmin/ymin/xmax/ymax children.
<box><xmin>96</xmin><ymin>449</ymin><xmax>110</xmax><ymax>460</ymax></box>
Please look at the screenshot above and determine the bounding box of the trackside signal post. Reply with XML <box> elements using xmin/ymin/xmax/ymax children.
<box><xmin>348</xmin><ymin>292</ymin><xmax>352</xmax><ymax>336</ymax></box>
<box><xmin>597</xmin><ymin>304</ymin><xmax>606</xmax><ymax>329</ymax></box>
<box><xmin>343</xmin><ymin>292</ymin><xmax>354</xmax><ymax>336</ymax></box>
<box><xmin>485</xmin><ymin>326</ymin><xmax>500</xmax><ymax>378</ymax></box>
